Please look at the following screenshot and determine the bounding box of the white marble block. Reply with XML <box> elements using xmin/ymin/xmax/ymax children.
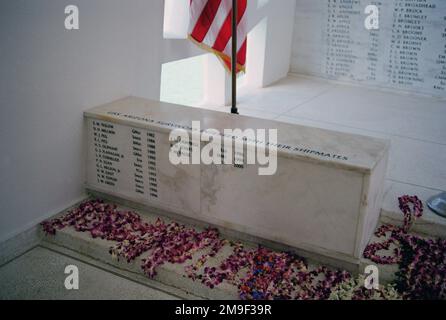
<box><xmin>85</xmin><ymin>97</ymin><xmax>390</xmax><ymax>263</ymax></box>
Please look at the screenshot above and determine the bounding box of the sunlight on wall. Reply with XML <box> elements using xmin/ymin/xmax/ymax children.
<box><xmin>163</xmin><ymin>0</ymin><xmax>189</xmax><ymax>39</ymax></box>
<box><xmin>160</xmin><ymin>55</ymin><xmax>206</xmax><ymax>107</ymax></box>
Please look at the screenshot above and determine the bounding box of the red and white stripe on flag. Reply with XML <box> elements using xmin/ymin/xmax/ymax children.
<box><xmin>188</xmin><ymin>0</ymin><xmax>247</xmax><ymax>73</ymax></box>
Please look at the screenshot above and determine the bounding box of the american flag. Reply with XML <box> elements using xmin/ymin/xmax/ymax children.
<box><xmin>188</xmin><ymin>0</ymin><xmax>247</xmax><ymax>73</ymax></box>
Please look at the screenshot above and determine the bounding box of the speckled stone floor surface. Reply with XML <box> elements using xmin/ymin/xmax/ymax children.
<box><xmin>0</xmin><ymin>246</ymin><xmax>178</xmax><ymax>300</ymax></box>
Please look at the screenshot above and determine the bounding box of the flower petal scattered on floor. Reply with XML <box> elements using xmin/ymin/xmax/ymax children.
<box><xmin>42</xmin><ymin>195</ymin><xmax>445</xmax><ymax>300</ymax></box>
<box><xmin>364</xmin><ymin>195</ymin><xmax>446</xmax><ymax>300</ymax></box>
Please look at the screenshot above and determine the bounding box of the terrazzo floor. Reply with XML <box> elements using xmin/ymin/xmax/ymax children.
<box><xmin>0</xmin><ymin>246</ymin><xmax>177</xmax><ymax>300</ymax></box>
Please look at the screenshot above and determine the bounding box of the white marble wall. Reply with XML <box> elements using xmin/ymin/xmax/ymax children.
<box><xmin>85</xmin><ymin>97</ymin><xmax>390</xmax><ymax>262</ymax></box>
<box><xmin>291</xmin><ymin>0</ymin><xmax>446</xmax><ymax>98</ymax></box>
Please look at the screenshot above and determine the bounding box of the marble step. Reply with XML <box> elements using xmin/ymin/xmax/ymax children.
<box><xmin>40</xmin><ymin>218</ymin><xmax>401</xmax><ymax>297</ymax></box>
<box><xmin>43</xmin><ymin>192</ymin><xmax>439</xmax><ymax>299</ymax></box>
<box><xmin>40</xmin><ymin>196</ymin><xmax>365</xmax><ymax>300</ymax></box>
<box><xmin>40</xmin><ymin>201</ymin><xmax>240</xmax><ymax>300</ymax></box>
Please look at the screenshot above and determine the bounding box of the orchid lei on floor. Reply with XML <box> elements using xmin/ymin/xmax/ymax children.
<box><xmin>41</xmin><ymin>200</ymin><xmax>351</xmax><ymax>299</ymax></box>
<box><xmin>363</xmin><ymin>195</ymin><xmax>446</xmax><ymax>300</ymax></box>
<box><xmin>41</xmin><ymin>200</ymin><xmax>223</xmax><ymax>278</ymax></box>
<box><xmin>42</xmin><ymin>196</ymin><xmax>446</xmax><ymax>300</ymax></box>
<box><xmin>186</xmin><ymin>243</ymin><xmax>351</xmax><ymax>300</ymax></box>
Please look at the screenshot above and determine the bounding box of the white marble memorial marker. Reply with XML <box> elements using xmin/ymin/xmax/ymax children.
<box><xmin>85</xmin><ymin>97</ymin><xmax>390</xmax><ymax>265</ymax></box>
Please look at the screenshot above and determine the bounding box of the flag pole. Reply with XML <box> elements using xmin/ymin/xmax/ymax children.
<box><xmin>231</xmin><ymin>0</ymin><xmax>239</xmax><ymax>114</ymax></box>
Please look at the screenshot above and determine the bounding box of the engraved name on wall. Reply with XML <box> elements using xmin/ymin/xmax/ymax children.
<box><xmin>86</xmin><ymin>119</ymin><xmax>201</xmax><ymax>216</ymax></box>
<box><xmin>291</xmin><ymin>0</ymin><xmax>446</xmax><ymax>98</ymax></box>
